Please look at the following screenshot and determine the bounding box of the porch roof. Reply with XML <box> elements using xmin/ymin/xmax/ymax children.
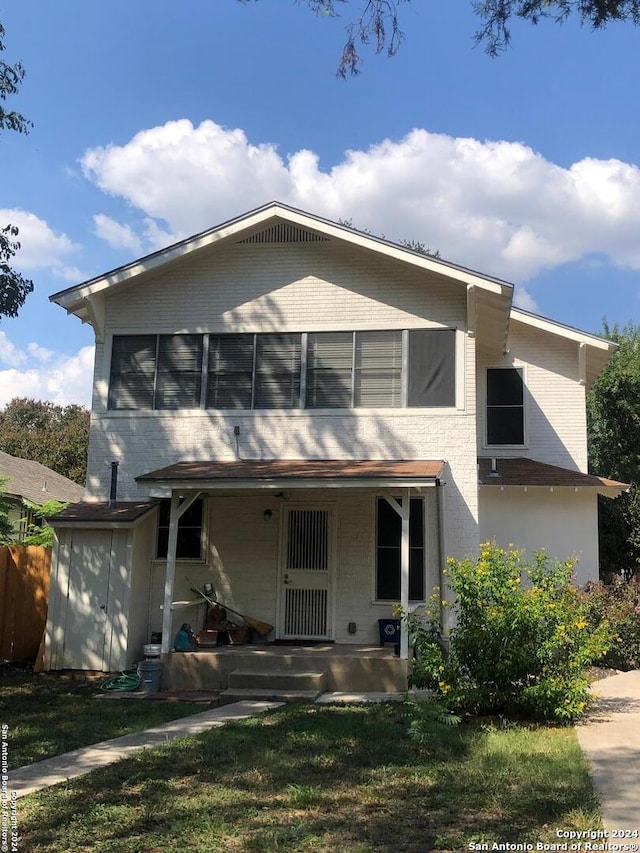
<box><xmin>136</xmin><ymin>459</ymin><xmax>446</xmax><ymax>490</ymax></box>
<box><xmin>478</xmin><ymin>457</ymin><xmax>628</xmax><ymax>496</ymax></box>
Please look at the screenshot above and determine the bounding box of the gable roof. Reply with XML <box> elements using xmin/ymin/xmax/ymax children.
<box><xmin>0</xmin><ymin>451</ymin><xmax>85</xmax><ymax>505</ymax></box>
<box><xmin>49</xmin><ymin>202</ymin><xmax>514</xmax><ymax>353</ymax></box>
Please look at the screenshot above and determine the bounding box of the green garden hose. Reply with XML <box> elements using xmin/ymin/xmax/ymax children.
<box><xmin>99</xmin><ymin>669</ymin><xmax>141</xmax><ymax>692</ymax></box>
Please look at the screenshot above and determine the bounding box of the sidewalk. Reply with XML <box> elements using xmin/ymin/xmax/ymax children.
<box><xmin>576</xmin><ymin>670</ymin><xmax>640</xmax><ymax>832</ymax></box>
<box><xmin>7</xmin><ymin>699</ymin><xmax>283</xmax><ymax>799</ymax></box>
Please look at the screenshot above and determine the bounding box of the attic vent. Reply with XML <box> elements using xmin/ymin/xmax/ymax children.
<box><xmin>238</xmin><ymin>224</ymin><xmax>329</xmax><ymax>244</ymax></box>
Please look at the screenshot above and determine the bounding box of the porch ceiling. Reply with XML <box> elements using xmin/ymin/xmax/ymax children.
<box><xmin>136</xmin><ymin>459</ymin><xmax>446</xmax><ymax>491</ymax></box>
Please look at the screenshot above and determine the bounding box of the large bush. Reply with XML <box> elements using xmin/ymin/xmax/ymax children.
<box><xmin>585</xmin><ymin>578</ymin><xmax>640</xmax><ymax>670</ymax></box>
<box><xmin>407</xmin><ymin>544</ymin><xmax>613</xmax><ymax>723</ymax></box>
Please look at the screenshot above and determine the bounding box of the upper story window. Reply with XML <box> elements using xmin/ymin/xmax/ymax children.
<box><xmin>486</xmin><ymin>367</ymin><xmax>524</xmax><ymax>445</ymax></box>
<box><xmin>108</xmin><ymin>329</ymin><xmax>457</xmax><ymax>412</ymax></box>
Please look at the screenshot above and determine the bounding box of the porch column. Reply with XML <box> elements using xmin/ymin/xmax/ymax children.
<box><xmin>399</xmin><ymin>487</ymin><xmax>410</xmax><ymax>660</ymax></box>
<box><xmin>382</xmin><ymin>489</ymin><xmax>411</xmax><ymax>660</ymax></box>
<box><xmin>160</xmin><ymin>490</ymin><xmax>201</xmax><ymax>655</ymax></box>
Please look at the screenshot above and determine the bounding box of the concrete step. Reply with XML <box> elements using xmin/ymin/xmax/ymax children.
<box><xmin>227</xmin><ymin>668</ymin><xmax>327</xmax><ymax>692</ymax></box>
<box><xmin>220</xmin><ymin>688</ymin><xmax>320</xmax><ymax>703</ymax></box>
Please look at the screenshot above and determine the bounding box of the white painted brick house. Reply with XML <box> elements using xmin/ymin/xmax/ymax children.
<box><xmin>43</xmin><ymin>202</ymin><xmax>626</xmax><ymax>678</ymax></box>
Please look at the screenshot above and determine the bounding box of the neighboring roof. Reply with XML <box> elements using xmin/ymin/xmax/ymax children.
<box><xmin>0</xmin><ymin>450</ymin><xmax>85</xmax><ymax>505</ymax></box>
<box><xmin>47</xmin><ymin>500</ymin><xmax>159</xmax><ymax>527</ymax></box>
<box><xmin>137</xmin><ymin>459</ymin><xmax>446</xmax><ymax>490</ymax></box>
<box><xmin>478</xmin><ymin>457</ymin><xmax>628</xmax><ymax>496</ymax></box>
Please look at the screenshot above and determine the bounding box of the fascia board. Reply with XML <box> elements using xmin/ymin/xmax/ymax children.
<box><xmin>510</xmin><ymin>308</ymin><xmax>616</xmax><ymax>351</ymax></box>
<box><xmin>142</xmin><ymin>477</ymin><xmax>440</xmax><ymax>491</ymax></box>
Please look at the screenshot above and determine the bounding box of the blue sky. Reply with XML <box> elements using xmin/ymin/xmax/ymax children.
<box><xmin>1</xmin><ymin>1</ymin><xmax>640</xmax><ymax>407</ymax></box>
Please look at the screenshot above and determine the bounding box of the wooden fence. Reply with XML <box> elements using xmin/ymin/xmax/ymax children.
<box><xmin>0</xmin><ymin>546</ymin><xmax>51</xmax><ymax>663</ymax></box>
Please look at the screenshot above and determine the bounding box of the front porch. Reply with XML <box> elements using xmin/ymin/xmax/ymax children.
<box><xmin>161</xmin><ymin>643</ymin><xmax>409</xmax><ymax>695</ymax></box>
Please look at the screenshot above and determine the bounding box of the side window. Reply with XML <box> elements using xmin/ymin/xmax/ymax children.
<box><xmin>155</xmin><ymin>334</ymin><xmax>203</xmax><ymax>410</ymax></box>
<box><xmin>206</xmin><ymin>335</ymin><xmax>254</xmax><ymax>409</ymax></box>
<box><xmin>486</xmin><ymin>367</ymin><xmax>524</xmax><ymax>445</ymax></box>
<box><xmin>306</xmin><ymin>332</ymin><xmax>353</xmax><ymax>408</ymax></box>
<box><xmin>156</xmin><ymin>498</ymin><xmax>204</xmax><ymax>560</ymax></box>
<box><xmin>375</xmin><ymin>497</ymin><xmax>425</xmax><ymax>601</ymax></box>
<box><xmin>254</xmin><ymin>333</ymin><xmax>302</xmax><ymax>409</ymax></box>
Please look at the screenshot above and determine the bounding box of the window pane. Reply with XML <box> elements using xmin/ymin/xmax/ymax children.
<box><xmin>156</xmin><ymin>335</ymin><xmax>203</xmax><ymax>410</ymax></box>
<box><xmin>377</xmin><ymin>498</ymin><xmax>400</xmax><ymax>547</ymax></box>
<box><xmin>408</xmin><ymin>329</ymin><xmax>456</xmax><ymax>407</ymax></box>
<box><xmin>409</xmin><ymin>548</ymin><xmax>425</xmax><ymax>601</ymax></box>
<box><xmin>207</xmin><ymin>335</ymin><xmax>254</xmax><ymax>408</ymax></box>
<box><xmin>306</xmin><ymin>332</ymin><xmax>353</xmax><ymax>408</ymax></box>
<box><xmin>487</xmin><ymin>368</ymin><xmax>524</xmax><ymax>444</ymax></box>
<box><xmin>156</xmin><ymin>498</ymin><xmax>203</xmax><ymax>559</ymax></box>
<box><xmin>377</xmin><ymin>549</ymin><xmax>401</xmax><ymax>600</ymax></box>
<box><xmin>254</xmin><ymin>333</ymin><xmax>301</xmax><ymax>409</ymax></box>
<box><xmin>487</xmin><ymin>368</ymin><xmax>523</xmax><ymax>406</ymax></box>
<box><xmin>354</xmin><ymin>331</ymin><xmax>402</xmax><ymax>407</ymax></box>
<box><xmin>487</xmin><ymin>406</ymin><xmax>524</xmax><ymax>445</ymax></box>
<box><xmin>108</xmin><ymin>335</ymin><xmax>156</xmax><ymax>410</ymax></box>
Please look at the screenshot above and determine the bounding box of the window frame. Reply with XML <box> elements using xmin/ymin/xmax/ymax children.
<box><xmin>485</xmin><ymin>365</ymin><xmax>526</xmax><ymax>447</ymax></box>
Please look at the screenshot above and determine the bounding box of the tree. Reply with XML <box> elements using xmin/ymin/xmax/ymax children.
<box><xmin>0</xmin><ymin>21</ymin><xmax>33</xmax><ymax>318</ymax></box>
<box><xmin>0</xmin><ymin>398</ymin><xmax>90</xmax><ymax>485</ymax></box>
<box><xmin>240</xmin><ymin>1</ymin><xmax>640</xmax><ymax>74</ymax></box>
<box><xmin>587</xmin><ymin>322</ymin><xmax>640</xmax><ymax>579</ymax></box>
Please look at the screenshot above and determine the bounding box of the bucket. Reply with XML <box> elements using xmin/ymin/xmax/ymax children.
<box><xmin>137</xmin><ymin>659</ymin><xmax>162</xmax><ymax>693</ymax></box>
<box><xmin>143</xmin><ymin>643</ymin><xmax>162</xmax><ymax>658</ymax></box>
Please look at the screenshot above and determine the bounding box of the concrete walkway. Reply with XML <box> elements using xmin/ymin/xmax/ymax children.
<box><xmin>576</xmin><ymin>670</ymin><xmax>640</xmax><ymax>832</ymax></box>
<box><xmin>8</xmin><ymin>699</ymin><xmax>283</xmax><ymax>799</ymax></box>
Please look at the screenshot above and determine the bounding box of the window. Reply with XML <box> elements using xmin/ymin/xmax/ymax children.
<box><xmin>354</xmin><ymin>331</ymin><xmax>402</xmax><ymax>407</ymax></box>
<box><xmin>486</xmin><ymin>367</ymin><xmax>524</xmax><ymax>445</ymax></box>
<box><xmin>109</xmin><ymin>335</ymin><xmax>156</xmax><ymax>410</ymax></box>
<box><xmin>306</xmin><ymin>332</ymin><xmax>353</xmax><ymax>408</ymax></box>
<box><xmin>207</xmin><ymin>334</ymin><xmax>254</xmax><ymax>409</ymax></box>
<box><xmin>255</xmin><ymin>334</ymin><xmax>302</xmax><ymax>408</ymax></box>
<box><xmin>108</xmin><ymin>329</ymin><xmax>457</xmax><ymax>411</ymax></box>
<box><xmin>156</xmin><ymin>334</ymin><xmax>203</xmax><ymax>410</ymax></box>
<box><xmin>376</xmin><ymin>497</ymin><xmax>425</xmax><ymax>601</ymax></box>
<box><xmin>408</xmin><ymin>329</ymin><xmax>456</xmax><ymax>407</ymax></box>
<box><xmin>156</xmin><ymin>498</ymin><xmax>204</xmax><ymax>560</ymax></box>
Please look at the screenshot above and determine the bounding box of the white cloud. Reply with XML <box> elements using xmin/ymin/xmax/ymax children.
<box><xmin>0</xmin><ymin>209</ymin><xmax>80</xmax><ymax>278</ymax></box>
<box><xmin>27</xmin><ymin>342</ymin><xmax>54</xmax><ymax>363</ymax></box>
<box><xmin>82</xmin><ymin>120</ymin><xmax>640</xmax><ymax>283</ymax></box>
<box><xmin>0</xmin><ymin>332</ymin><xmax>27</xmax><ymax>368</ymax></box>
<box><xmin>93</xmin><ymin>214</ymin><xmax>143</xmax><ymax>253</ymax></box>
<box><xmin>0</xmin><ymin>345</ymin><xmax>94</xmax><ymax>409</ymax></box>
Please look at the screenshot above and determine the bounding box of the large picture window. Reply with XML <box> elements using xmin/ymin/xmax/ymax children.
<box><xmin>376</xmin><ymin>497</ymin><xmax>425</xmax><ymax>601</ymax></box>
<box><xmin>486</xmin><ymin>367</ymin><xmax>524</xmax><ymax>445</ymax></box>
<box><xmin>156</xmin><ymin>498</ymin><xmax>204</xmax><ymax>560</ymax></box>
<box><xmin>108</xmin><ymin>329</ymin><xmax>457</xmax><ymax>412</ymax></box>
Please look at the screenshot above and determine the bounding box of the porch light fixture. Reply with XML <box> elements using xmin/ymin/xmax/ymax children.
<box><xmin>263</xmin><ymin>509</ymin><xmax>273</xmax><ymax>521</ymax></box>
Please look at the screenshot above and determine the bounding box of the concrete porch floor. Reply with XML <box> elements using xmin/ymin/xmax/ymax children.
<box><xmin>161</xmin><ymin>643</ymin><xmax>409</xmax><ymax>694</ymax></box>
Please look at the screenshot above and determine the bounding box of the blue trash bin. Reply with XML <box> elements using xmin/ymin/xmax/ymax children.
<box><xmin>378</xmin><ymin>618</ymin><xmax>400</xmax><ymax>647</ymax></box>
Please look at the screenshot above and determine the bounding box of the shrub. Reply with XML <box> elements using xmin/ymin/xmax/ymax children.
<box><xmin>406</xmin><ymin>543</ymin><xmax>614</xmax><ymax>723</ymax></box>
<box><xmin>584</xmin><ymin>577</ymin><xmax>640</xmax><ymax>670</ymax></box>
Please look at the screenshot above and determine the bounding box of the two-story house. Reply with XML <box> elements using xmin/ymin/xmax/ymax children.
<box><xmin>43</xmin><ymin>202</ymin><xmax>625</xmax><ymax>689</ymax></box>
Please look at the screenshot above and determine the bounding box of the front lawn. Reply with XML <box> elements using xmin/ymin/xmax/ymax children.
<box><xmin>0</xmin><ymin>666</ymin><xmax>205</xmax><ymax>768</ymax></box>
<box><xmin>18</xmin><ymin>702</ymin><xmax>601</xmax><ymax>853</ymax></box>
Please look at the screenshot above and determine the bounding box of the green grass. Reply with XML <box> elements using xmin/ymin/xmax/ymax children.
<box><xmin>0</xmin><ymin>666</ymin><xmax>205</xmax><ymax>768</ymax></box>
<box><xmin>17</xmin><ymin>702</ymin><xmax>601</xmax><ymax>853</ymax></box>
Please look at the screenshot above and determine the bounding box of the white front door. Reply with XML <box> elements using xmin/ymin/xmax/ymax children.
<box><xmin>279</xmin><ymin>506</ymin><xmax>333</xmax><ymax>640</ymax></box>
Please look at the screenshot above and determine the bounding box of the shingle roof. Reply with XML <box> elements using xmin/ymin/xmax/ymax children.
<box><xmin>0</xmin><ymin>450</ymin><xmax>85</xmax><ymax>505</ymax></box>
<box><xmin>47</xmin><ymin>501</ymin><xmax>159</xmax><ymax>525</ymax></box>
<box><xmin>478</xmin><ymin>457</ymin><xmax>628</xmax><ymax>491</ymax></box>
<box><xmin>136</xmin><ymin>459</ymin><xmax>446</xmax><ymax>484</ymax></box>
